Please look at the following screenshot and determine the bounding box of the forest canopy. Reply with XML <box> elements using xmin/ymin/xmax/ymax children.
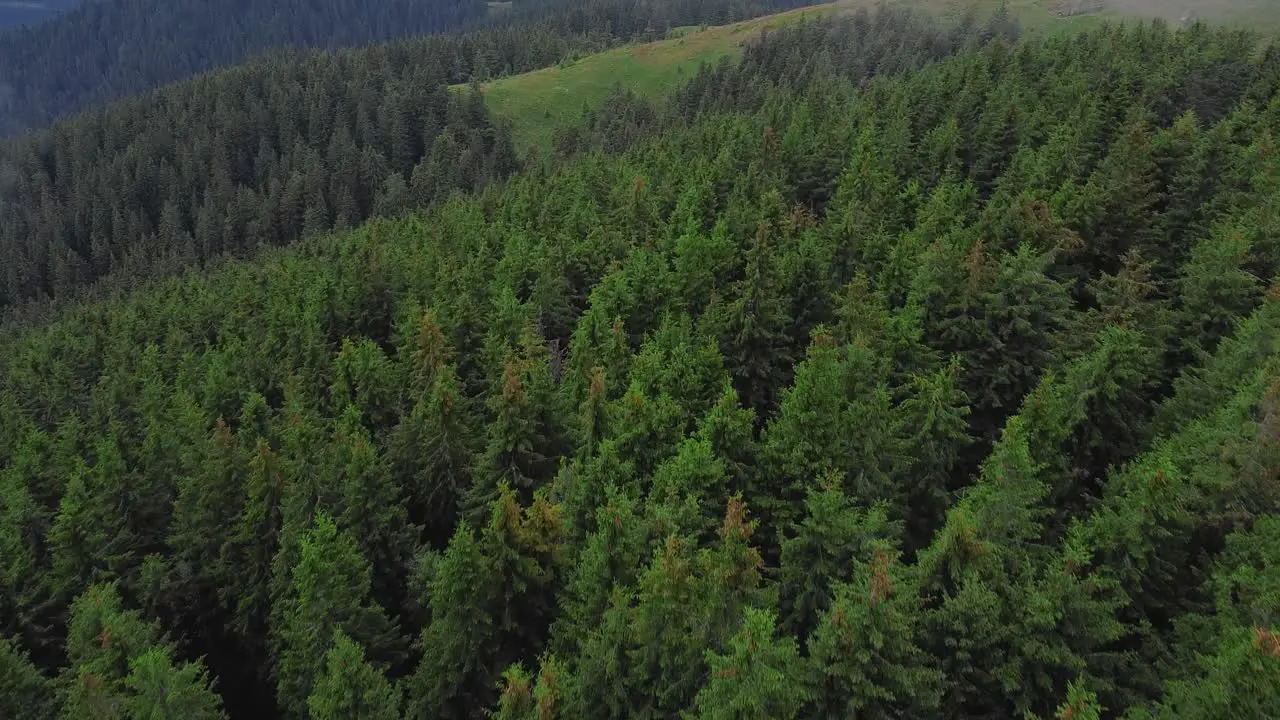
<box><xmin>3</xmin><ymin>6</ymin><xmax>1280</xmax><ymax>720</ymax></box>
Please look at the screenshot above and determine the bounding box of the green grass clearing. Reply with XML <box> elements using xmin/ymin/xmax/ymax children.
<box><xmin>478</xmin><ymin>2</ymin><xmax>846</xmax><ymax>154</ymax></box>
<box><xmin>476</xmin><ymin>0</ymin><xmax>1280</xmax><ymax>155</ymax></box>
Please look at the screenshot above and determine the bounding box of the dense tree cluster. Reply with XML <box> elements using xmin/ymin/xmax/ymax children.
<box><xmin>0</xmin><ymin>0</ymin><xmax>814</xmax><ymax>134</ymax></box>
<box><xmin>4</xmin><ymin>9</ymin><xmax>1280</xmax><ymax>720</ymax></box>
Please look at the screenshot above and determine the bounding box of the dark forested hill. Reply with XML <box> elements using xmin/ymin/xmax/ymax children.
<box><xmin>0</xmin><ymin>0</ymin><xmax>815</xmax><ymax>135</ymax></box>
<box><xmin>0</xmin><ymin>42</ymin><xmax>518</xmax><ymax>316</ymax></box>
<box><xmin>0</xmin><ymin>0</ymin><xmax>487</xmax><ymax>134</ymax></box>
<box><xmin>2</xmin><ymin>9</ymin><xmax>1279</xmax><ymax>719</ymax></box>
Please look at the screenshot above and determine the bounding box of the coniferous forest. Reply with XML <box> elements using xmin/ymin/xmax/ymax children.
<box><xmin>3</xmin><ymin>4</ymin><xmax>1280</xmax><ymax>720</ymax></box>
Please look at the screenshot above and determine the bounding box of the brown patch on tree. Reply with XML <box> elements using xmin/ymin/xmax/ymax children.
<box><xmin>1254</xmin><ymin>626</ymin><xmax>1280</xmax><ymax>658</ymax></box>
<box><xmin>965</xmin><ymin>238</ymin><xmax>989</xmax><ymax>294</ymax></box>
<box><xmin>720</xmin><ymin>496</ymin><xmax>753</xmax><ymax>542</ymax></box>
<box><xmin>869</xmin><ymin>547</ymin><xmax>894</xmax><ymax>608</ymax></box>
<box><xmin>500</xmin><ymin>671</ymin><xmax>533</xmax><ymax>708</ymax></box>
<box><xmin>536</xmin><ymin>661</ymin><xmax>561</xmax><ymax>720</ymax></box>
<box><xmin>502</xmin><ymin>356</ymin><xmax>527</xmax><ymax>406</ymax></box>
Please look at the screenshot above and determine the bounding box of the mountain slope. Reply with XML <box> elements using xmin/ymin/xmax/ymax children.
<box><xmin>0</xmin><ymin>0</ymin><xmax>832</xmax><ymax>316</ymax></box>
<box><xmin>0</xmin><ymin>42</ymin><xmax>516</xmax><ymax>315</ymax></box>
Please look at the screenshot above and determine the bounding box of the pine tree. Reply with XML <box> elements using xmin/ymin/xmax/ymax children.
<box><xmin>0</xmin><ymin>441</ymin><xmax>64</xmax><ymax>668</ymax></box>
<box><xmin>1147</xmin><ymin>517</ymin><xmax>1280</xmax><ymax>718</ymax></box>
<box><xmin>163</xmin><ymin>417</ymin><xmax>245</xmax><ymax>651</ymax></box>
<box><xmin>1174</xmin><ymin>222</ymin><xmax>1263</xmax><ymax>363</ymax></box>
<box><xmin>894</xmin><ymin>359</ymin><xmax>972</xmax><ymax>552</ymax></box>
<box><xmin>324</xmin><ymin>405</ymin><xmax>418</xmax><ymax>607</ymax></box>
<box><xmin>551</xmin><ymin>486</ymin><xmax>649</xmax><ymax>660</ymax></box>
<box><xmin>390</xmin><ymin>363</ymin><xmax>475</xmax><ymax>545</ymax></box>
<box><xmin>627</xmin><ymin>313</ymin><xmax>731</xmax><ymax>434</ymax></box>
<box><xmin>915</xmin><ymin>404</ymin><xmax>1123</xmax><ymax>718</ymax></box>
<box><xmin>390</xmin><ymin>309</ymin><xmax>476</xmax><ymax>541</ymax></box>
<box><xmin>468</xmin><ymin>331</ymin><xmax>564</xmax><ymax>516</ymax></box>
<box><xmin>481</xmin><ymin>488</ymin><xmax>566</xmax><ymax>688</ymax></box>
<box><xmin>1081</xmin><ymin>119</ymin><xmax>1167</xmax><ymax>277</ymax></box>
<box><xmin>57</xmin><ymin>584</ymin><xmax>222</xmax><ymax>719</ymax></box>
<box><xmin>329</xmin><ymin>338</ymin><xmax>401</xmax><ymax>428</ymax></box>
<box><xmin>573</xmin><ymin>365</ymin><xmax>611</xmax><ymax>459</ymax></box>
<box><xmin>220</xmin><ymin>443</ymin><xmax>286</xmax><ymax>681</ymax></box>
<box><xmin>646</xmin><ymin>438</ymin><xmax>731</xmax><ymax>540</ymax></box>
<box><xmin>713</xmin><ymin>221</ymin><xmax>795</xmax><ymax>414</ymax></box>
<box><xmin>1052</xmin><ymin>680</ymin><xmax>1103</xmax><ymax>720</ymax></box>
<box><xmin>760</xmin><ymin>329</ymin><xmax>898</xmax><ymax>534</ymax></box>
<box><xmin>493</xmin><ymin>664</ymin><xmax>536</xmax><ymax>720</ymax></box>
<box><xmin>47</xmin><ymin>433</ymin><xmax>140</xmax><ymax>602</ymax></box>
<box><xmin>623</xmin><ymin>534</ymin><xmax>707</xmax><ymax>717</ymax></box>
<box><xmin>406</xmin><ymin>521</ymin><xmax>494</xmax><ymax>719</ymax></box>
<box><xmin>673</xmin><ymin>221</ymin><xmax>739</xmax><ymax>318</ymax></box>
<box><xmin>553</xmin><ymin>441</ymin><xmax>639</xmax><ymax>554</ymax></box>
<box><xmin>620</xmin><ymin>498</ymin><xmax>767</xmax><ymax>718</ymax></box>
<box><xmin>694</xmin><ymin>383</ymin><xmax>757</xmax><ymax>496</ymax></box>
<box><xmin>410</xmin><ymin>486</ymin><xmax>563</xmax><ymax>718</ymax></box>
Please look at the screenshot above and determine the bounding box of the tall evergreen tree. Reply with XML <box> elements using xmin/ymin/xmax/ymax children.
<box><xmin>691</xmin><ymin>608</ymin><xmax>810</xmax><ymax>720</ymax></box>
<box><xmin>0</xmin><ymin>635</ymin><xmax>55</xmax><ymax>720</ymax></box>
<box><xmin>271</xmin><ymin>514</ymin><xmax>399</xmax><ymax>719</ymax></box>
<box><xmin>808</xmin><ymin>545</ymin><xmax>943</xmax><ymax>718</ymax></box>
<box><xmin>307</xmin><ymin>631</ymin><xmax>401</xmax><ymax>720</ymax></box>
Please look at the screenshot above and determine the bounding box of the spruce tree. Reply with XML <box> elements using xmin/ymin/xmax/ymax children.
<box><xmin>271</xmin><ymin>514</ymin><xmax>399</xmax><ymax>719</ymax></box>
<box><xmin>0</xmin><ymin>635</ymin><xmax>55</xmax><ymax>719</ymax></box>
<box><xmin>691</xmin><ymin>608</ymin><xmax>810</xmax><ymax>720</ymax></box>
<box><xmin>307</xmin><ymin>631</ymin><xmax>401</xmax><ymax>720</ymax></box>
<box><xmin>58</xmin><ymin>583</ymin><xmax>221</xmax><ymax>719</ymax></box>
<box><xmin>123</xmin><ymin>648</ymin><xmax>227</xmax><ymax>720</ymax></box>
<box><xmin>808</xmin><ymin>546</ymin><xmax>942</xmax><ymax>718</ymax></box>
<box><xmin>777</xmin><ymin>482</ymin><xmax>897</xmax><ymax>643</ymax></box>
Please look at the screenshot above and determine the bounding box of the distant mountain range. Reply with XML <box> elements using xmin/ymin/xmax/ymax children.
<box><xmin>0</xmin><ymin>0</ymin><xmax>80</xmax><ymax>29</ymax></box>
